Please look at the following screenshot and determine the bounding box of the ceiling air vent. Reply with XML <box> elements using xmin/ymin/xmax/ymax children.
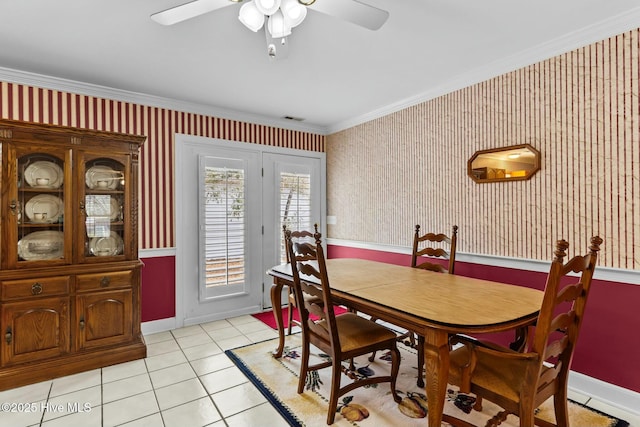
<box><xmin>282</xmin><ymin>115</ymin><xmax>305</xmax><ymax>121</ymax></box>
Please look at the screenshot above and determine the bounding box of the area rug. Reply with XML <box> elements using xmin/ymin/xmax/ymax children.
<box><xmin>252</xmin><ymin>306</ymin><xmax>348</xmax><ymax>330</ymax></box>
<box><xmin>226</xmin><ymin>335</ymin><xmax>628</xmax><ymax>427</ymax></box>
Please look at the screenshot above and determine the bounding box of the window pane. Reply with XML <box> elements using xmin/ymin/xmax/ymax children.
<box><xmin>203</xmin><ymin>166</ymin><xmax>245</xmax><ymax>288</ymax></box>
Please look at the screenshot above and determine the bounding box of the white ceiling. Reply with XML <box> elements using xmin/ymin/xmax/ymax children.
<box><xmin>1</xmin><ymin>0</ymin><xmax>640</xmax><ymax>134</ymax></box>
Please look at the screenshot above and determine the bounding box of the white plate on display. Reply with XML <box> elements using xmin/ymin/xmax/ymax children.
<box><xmin>25</xmin><ymin>194</ymin><xmax>64</xmax><ymax>223</ymax></box>
<box><xmin>18</xmin><ymin>231</ymin><xmax>64</xmax><ymax>261</ymax></box>
<box><xmin>85</xmin><ymin>165</ymin><xmax>121</xmax><ymax>189</ymax></box>
<box><xmin>89</xmin><ymin>231</ymin><xmax>124</xmax><ymax>256</ymax></box>
<box><xmin>24</xmin><ymin>161</ymin><xmax>64</xmax><ymax>188</ymax></box>
<box><xmin>85</xmin><ymin>197</ymin><xmax>121</xmax><ymax>221</ymax></box>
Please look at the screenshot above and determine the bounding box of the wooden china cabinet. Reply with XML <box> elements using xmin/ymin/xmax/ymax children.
<box><xmin>0</xmin><ymin>119</ymin><xmax>146</xmax><ymax>390</ymax></box>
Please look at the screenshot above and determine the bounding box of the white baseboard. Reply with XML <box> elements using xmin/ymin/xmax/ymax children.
<box><xmin>569</xmin><ymin>371</ymin><xmax>640</xmax><ymax>416</ymax></box>
<box><xmin>141</xmin><ymin>317</ymin><xmax>177</xmax><ymax>335</ymax></box>
<box><xmin>183</xmin><ymin>305</ymin><xmax>262</xmax><ymax>327</ymax></box>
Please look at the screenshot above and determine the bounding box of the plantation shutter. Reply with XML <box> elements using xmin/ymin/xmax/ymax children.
<box><xmin>199</xmin><ymin>156</ymin><xmax>249</xmax><ymax>299</ymax></box>
<box><xmin>279</xmin><ymin>171</ymin><xmax>313</xmax><ymax>263</ymax></box>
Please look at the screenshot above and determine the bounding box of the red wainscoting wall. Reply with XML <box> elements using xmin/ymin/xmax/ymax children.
<box><xmin>140</xmin><ymin>256</ymin><xmax>176</xmax><ymax>322</ymax></box>
<box><xmin>327</xmin><ymin>244</ymin><xmax>640</xmax><ymax>394</ymax></box>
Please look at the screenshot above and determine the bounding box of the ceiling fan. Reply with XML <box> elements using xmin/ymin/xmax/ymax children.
<box><xmin>151</xmin><ymin>0</ymin><xmax>389</xmax><ymax>59</ymax></box>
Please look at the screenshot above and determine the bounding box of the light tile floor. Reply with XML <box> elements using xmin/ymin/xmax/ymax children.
<box><xmin>0</xmin><ymin>314</ymin><xmax>637</xmax><ymax>427</ymax></box>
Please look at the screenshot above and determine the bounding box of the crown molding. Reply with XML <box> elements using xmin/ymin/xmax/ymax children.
<box><xmin>0</xmin><ymin>66</ymin><xmax>328</xmax><ymax>135</ymax></box>
<box><xmin>327</xmin><ymin>7</ymin><xmax>640</xmax><ymax>134</ymax></box>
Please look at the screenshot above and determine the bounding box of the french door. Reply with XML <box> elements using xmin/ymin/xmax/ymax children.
<box><xmin>262</xmin><ymin>153</ymin><xmax>322</xmax><ymax>308</ymax></box>
<box><xmin>176</xmin><ymin>135</ymin><xmax>324</xmax><ymax>326</ymax></box>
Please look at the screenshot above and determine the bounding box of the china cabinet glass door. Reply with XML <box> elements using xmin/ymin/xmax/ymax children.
<box><xmin>11</xmin><ymin>146</ymin><xmax>71</xmax><ymax>267</ymax></box>
<box><xmin>78</xmin><ymin>153</ymin><xmax>130</xmax><ymax>263</ymax></box>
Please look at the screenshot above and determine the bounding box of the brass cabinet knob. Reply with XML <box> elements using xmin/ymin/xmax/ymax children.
<box><xmin>31</xmin><ymin>282</ymin><xmax>43</xmax><ymax>295</ymax></box>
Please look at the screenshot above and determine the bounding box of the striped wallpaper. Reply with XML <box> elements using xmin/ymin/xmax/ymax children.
<box><xmin>327</xmin><ymin>28</ymin><xmax>640</xmax><ymax>270</ymax></box>
<box><xmin>0</xmin><ymin>82</ymin><xmax>325</xmax><ymax>249</ymax></box>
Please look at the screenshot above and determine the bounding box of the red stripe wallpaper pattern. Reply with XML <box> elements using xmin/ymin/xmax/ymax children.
<box><xmin>0</xmin><ymin>82</ymin><xmax>326</xmax><ymax>249</ymax></box>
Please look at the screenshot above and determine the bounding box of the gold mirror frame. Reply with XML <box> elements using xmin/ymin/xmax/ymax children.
<box><xmin>468</xmin><ymin>144</ymin><xmax>541</xmax><ymax>183</ymax></box>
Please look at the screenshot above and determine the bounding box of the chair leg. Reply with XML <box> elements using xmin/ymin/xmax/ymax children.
<box><xmin>473</xmin><ymin>396</ymin><xmax>483</xmax><ymax>411</ymax></box>
<box><xmin>368</xmin><ymin>316</ymin><xmax>380</xmax><ymax>362</ymax></box>
<box><xmin>417</xmin><ymin>334</ymin><xmax>425</xmax><ymax>388</ymax></box>
<box><xmin>297</xmin><ymin>338</ymin><xmax>310</xmax><ymax>394</ymax></box>
<box><xmin>287</xmin><ymin>289</ymin><xmax>294</xmax><ymax>335</ymax></box>
<box><xmin>408</xmin><ymin>331</ymin><xmax>416</xmax><ymax>347</ymax></box>
<box><xmin>553</xmin><ymin>387</ymin><xmax>570</xmax><ymax>427</ymax></box>
<box><xmin>485</xmin><ymin>410</ymin><xmax>509</xmax><ymax>427</ymax></box>
<box><xmin>327</xmin><ymin>359</ymin><xmax>342</xmax><ymax>424</ymax></box>
<box><xmin>389</xmin><ymin>346</ymin><xmax>402</xmax><ymax>402</ymax></box>
<box><xmin>518</xmin><ymin>397</ymin><xmax>535</xmax><ymax>427</ymax></box>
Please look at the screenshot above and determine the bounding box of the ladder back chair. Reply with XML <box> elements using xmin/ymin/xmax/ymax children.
<box><xmin>412</xmin><ymin>224</ymin><xmax>458</xmax><ymax>273</ymax></box>
<box><xmin>286</xmin><ymin>228</ymin><xmax>402</xmax><ymax>425</ymax></box>
<box><xmin>447</xmin><ymin>236</ymin><xmax>602</xmax><ymax>427</ymax></box>
<box><xmin>282</xmin><ymin>225</ymin><xmax>317</xmax><ymax>335</ymax></box>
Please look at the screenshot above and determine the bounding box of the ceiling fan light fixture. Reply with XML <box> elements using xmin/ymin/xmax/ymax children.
<box><xmin>281</xmin><ymin>0</ymin><xmax>307</xmax><ymax>27</ymax></box>
<box><xmin>151</xmin><ymin>0</ymin><xmax>389</xmax><ymax>61</ymax></box>
<box><xmin>239</xmin><ymin>0</ymin><xmax>265</xmax><ymax>32</ymax></box>
<box><xmin>267</xmin><ymin>9</ymin><xmax>291</xmax><ymax>38</ymax></box>
<box><xmin>255</xmin><ymin>0</ymin><xmax>281</xmax><ymax>16</ymax></box>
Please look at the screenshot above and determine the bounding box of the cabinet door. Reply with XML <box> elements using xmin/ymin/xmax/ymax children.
<box><xmin>76</xmin><ymin>152</ymin><xmax>132</xmax><ymax>263</ymax></box>
<box><xmin>1</xmin><ymin>297</ymin><xmax>70</xmax><ymax>366</ymax></box>
<box><xmin>75</xmin><ymin>289</ymin><xmax>133</xmax><ymax>350</ymax></box>
<box><xmin>2</xmin><ymin>144</ymin><xmax>72</xmax><ymax>269</ymax></box>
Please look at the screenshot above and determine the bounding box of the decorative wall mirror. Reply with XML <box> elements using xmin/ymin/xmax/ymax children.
<box><xmin>468</xmin><ymin>144</ymin><xmax>541</xmax><ymax>183</ymax></box>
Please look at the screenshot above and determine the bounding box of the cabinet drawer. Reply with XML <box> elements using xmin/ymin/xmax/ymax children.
<box><xmin>76</xmin><ymin>270</ymin><xmax>133</xmax><ymax>292</ymax></box>
<box><xmin>1</xmin><ymin>276</ymin><xmax>70</xmax><ymax>300</ymax></box>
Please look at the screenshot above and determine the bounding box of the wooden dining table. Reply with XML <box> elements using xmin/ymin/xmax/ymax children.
<box><xmin>267</xmin><ymin>258</ymin><xmax>543</xmax><ymax>427</ymax></box>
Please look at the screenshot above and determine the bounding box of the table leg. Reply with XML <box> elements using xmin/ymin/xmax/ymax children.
<box><xmin>270</xmin><ymin>277</ymin><xmax>287</xmax><ymax>358</ymax></box>
<box><xmin>423</xmin><ymin>329</ymin><xmax>450</xmax><ymax>427</ymax></box>
<box><xmin>509</xmin><ymin>325</ymin><xmax>530</xmax><ymax>352</ymax></box>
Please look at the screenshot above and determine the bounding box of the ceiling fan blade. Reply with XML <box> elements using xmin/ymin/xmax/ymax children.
<box><xmin>151</xmin><ymin>0</ymin><xmax>235</xmax><ymax>26</ymax></box>
<box><xmin>308</xmin><ymin>0</ymin><xmax>389</xmax><ymax>31</ymax></box>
